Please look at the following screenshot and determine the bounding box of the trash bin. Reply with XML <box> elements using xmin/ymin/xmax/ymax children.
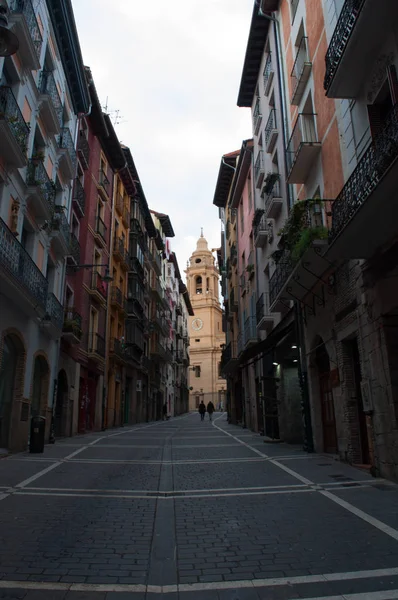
<box><xmin>30</xmin><ymin>416</ymin><xmax>46</xmax><ymax>453</ymax></box>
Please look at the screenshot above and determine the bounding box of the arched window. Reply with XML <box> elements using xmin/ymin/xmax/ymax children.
<box><xmin>196</xmin><ymin>276</ymin><xmax>202</xmax><ymax>294</ymax></box>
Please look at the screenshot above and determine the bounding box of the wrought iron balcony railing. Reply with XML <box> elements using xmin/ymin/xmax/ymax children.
<box><xmin>95</xmin><ymin>216</ymin><xmax>107</xmax><ymax>241</ymax></box>
<box><xmin>52</xmin><ymin>209</ymin><xmax>70</xmax><ymax>248</ymax></box>
<box><xmin>111</xmin><ymin>285</ymin><xmax>124</xmax><ymax>308</ymax></box>
<box><xmin>11</xmin><ymin>0</ymin><xmax>43</xmax><ymax>60</ymax></box>
<box><xmin>230</xmin><ymin>242</ymin><xmax>237</xmax><ymax>265</ymax></box>
<box><xmin>73</xmin><ymin>178</ymin><xmax>85</xmax><ymax>216</ymax></box>
<box><xmin>324</xmin><ymin>0</ymin><xmax>365</xmax><ymax>93</ymax></box>
<box><xmin>99</xmin><ymin>168</ymin><xmax>110</xmax><ymax>195</ymax></box>
<box><xmin>221</xmin><ymin>341</ymin><xmax>238</xmax><ymax>368</ymax></box>
<box><xmin>254</xmin><ymin>150</ymin><xmax>265</xmax><ymax>186</ymax></box>
<box><xmin>110</xmin><ymin>337</ymin><xmax>124</xmax><ymax>359</ymax></box>
<box><xmin>291</xmin><ymin>36</ymin><xmax>311</xmax><ymax>103</ymax></box>
<box><xmin>69</xmin><ymin>232</ymin><xmax>80</xmax><ymax>264</ymax></box>
<box><xmin>256</xmin><ymin>292</ymin><xmax>272</xmax><ymax>325</ymax></box>
<box><xmin>26</xmin><ymin>160</ymin><xmax>56</xmax><ymax>209</ymax></box>
<box><xmin>46</xmin><ymin>292</ymin><xmax>63</xmax><ymax>330</ymax></box>
<box><xmin>244</xmin><ymin>316</ymin><xmax>257</xmax><ymax>344</ymax></box>
<box><xmin>0</xmin><ymin>217</ymin><xmax>48</xmax><ymax>309</ymax></box>
<box><xmin>263</xmin><ymin>53</ymin><xmax>273</xmax><ymax>94</ymax></box>
<box><xmin>264</xmin><ymin>109</ymin><xmax>277</xmax><ymax>148</ymax></box>
<box><xmin>91</xmin><ymin>270</ymin><xmax>108</xmax><ymax>300</ymax></box>
<box><xmin>0</xmin><ymin>86</ymin><xmax>30</xmax><ymax>155</ymax></box>
<box><xmin>88</xmin><ymin>332</ymin><xmax>106</xmax><ymax>357</ymax></box>
<box><xmin>59</xmin><ymin>127</ymin><xmax>77</xmax><ymax>173</ymax></box>
<box><xmin>63</xmin><ymin>308</ymin><xmax>83</xmax><ymax>340</ymax></box>
<box><xmin>330</xmin><ymin>102</ymin><xmax>398</xmax><ymax>244</ymax></box>
<box><xmin>291</xmin><ymin>0</ymin><xmax>299</xmax><ymax>22</ymax></box>
<box><xmin>237</xmin><ymin>332</ymin><xmax>244</xmax><ymax>356</ymax></box>
<box><xmin>286</xmin><ymin>113</ymin><xmax>319</xmax><ymax>174</ymax></box>
<box><xmin>39</xmin><ymin>70</ymin><xmax>63</xmax><ymax>127</ymax></box>
<box><xmin>77</xmin><ymin>131</ymin><xmax>90</xmax><ymax>169</ymax></box>
<box><xmin>253</xmin><ymin>97</ymin><xmax>262</xmax><ymax>134</ymax></box>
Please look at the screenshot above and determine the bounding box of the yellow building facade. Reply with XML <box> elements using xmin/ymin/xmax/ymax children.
<box><xmin>187</xmin><ymin>233</ymin><xmax>226</xmax><ymax>411</ymax></box>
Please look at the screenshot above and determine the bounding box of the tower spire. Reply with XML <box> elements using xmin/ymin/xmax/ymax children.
<box><xmin>200</xmin><ymin>227</ymin><xmax>204</xmax><ymax>238</ymax></box>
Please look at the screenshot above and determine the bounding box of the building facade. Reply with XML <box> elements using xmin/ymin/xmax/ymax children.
<box><xmin>0</xmin><ymin>0</ymin><xmax>89</xmax><ymax>450</ymax></box>
<box><xmin>187</xmin><ymin>233</ymin><xmax>226</xmax><ymax>411</ymax></box>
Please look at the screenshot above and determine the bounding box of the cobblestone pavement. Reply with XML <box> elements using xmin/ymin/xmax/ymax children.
<box><xmin>1</xmin><ymin>413</ymin><xmax>398</xmax><ymax>599</ymax></box>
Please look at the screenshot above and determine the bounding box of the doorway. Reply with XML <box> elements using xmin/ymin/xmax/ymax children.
<box><xmin>316</xmin><ymin>343</ymin><xmax>338</xmax><ymax>453</ymax></box>
<box><xmin>55</xmin><ymin>370</ymin><xmax>68</xmax><ymax>437</ymax></box>
<box><xmin>348</xmin><ymin>339</ymin><xmax>370</xmax><ymax>465</ymax></box>
<box><xmin>0</xmin><ymin>334</ymin><xmax>24</xmax><ymax>448</ymax></box>
<box><xmin>31</xmin><ymin>355</ymin><xmax>49</xmax><ymax>418</ymax></box>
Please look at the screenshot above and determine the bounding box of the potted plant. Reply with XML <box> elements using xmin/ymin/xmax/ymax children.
<box><xmin>31</xmin><ymin>150</ymin><xmax>45</xmax><ymax>165</ymax></box>
<box><xmin>246</xmin><ymin>263</ymin><xmax>255</xmax><ymax>279</ymax></box>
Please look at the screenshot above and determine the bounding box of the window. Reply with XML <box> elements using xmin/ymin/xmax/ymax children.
<box><xmin>195</xmin><ymin>339</ymin><xmax>200</xmax><ymax>343</ymax></box>
<box><xmin>195</xmin><ymin>366</ymin><xmax>201</xmax><ymax>378</ymax></box>
<box><xmin>218</xmin><ymin>362</ymin><xmax>222</xmax><ymax>378</ymax></box>
<box><xmin>196</xmin><ymin>276</ymin><xmax>202</xmax><ymax>294</ymax></box>
<box><xmin>240</xmin><ymin>200</ymin><xmax>244</xmax><ymax>232</ymax></box>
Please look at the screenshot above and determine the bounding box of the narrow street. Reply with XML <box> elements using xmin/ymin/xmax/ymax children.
<box><xmin>1</xmin><ymin>413</ymin><xmax>398</xmax><ymax>600</ymax></box>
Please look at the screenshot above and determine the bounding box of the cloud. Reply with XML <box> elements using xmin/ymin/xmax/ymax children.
<box><xmin>72</xmin><ymin>0</ymin><xmax>253</xmax><ymax>271</ymax></box>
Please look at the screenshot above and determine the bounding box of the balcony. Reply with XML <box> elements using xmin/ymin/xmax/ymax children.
<box><xmin>229</xmin><ymin>287</ymin><xmax>238</xmax><ymax>312</ymax></box>
<box><xmin>141</xmin><ymin>354</ymin><xmax>150</xmax><ymax>372</ymax></box>
<box><xmin>150</xmin><ymin>250</ymin><xmax>162</xmax><ymax>275</ymax></box>
<box><xmin>98</xmin><ymin>169</ymin><xmax>110</xmax><ymax>198</ymax></box>
<box><xmin>264</xmin><ymin>109</ymin><xmax>278</xmax><ymax>154</ymax></box>
<box><xmin>38</xmin><ymin>71</ymin><xmax>63</xmax><ymax>134</ymax></box>
<box><xmin>51</xmin><ymin>210</ymin><xmax>70</xmax><ymax>258</ymax></box>
<box><xmin>72</xmin><ymin>178</ymin><xmax>85</xmax><ymax>218</ymax></box>
<box><xmin>253</xmin><ymin>97</ymin><xmax>262</xmax><ymax>135</ymax></box>
<box><xmin>176</xmin><ymin>301</ymin><xmax>183</xmax><ymax>316</ymax></box>
<box><xmin>254</xmin><ymin>150</ymin><xmax>265</xmax><ymax>188</ymax></box>
<box><xmin>324</xmin><ymin>0</ymin><xmax>393</xmax><ymax>99</ymax></box>
<box><xmin>254</xmin><ymin>215</ymin><xmax>272</xmax><ymax>248</ymax></box>
<box><xmin>122</xmin><ymin>205</ymin><xmax>130</xmax><ymax>228</ymax></box>
<box><xmin>237</xmin><ymin>332</ymin><xmax>244</xmax><ymax>356</ymax></box>
<box><xmin>89</xmin><ymin>270</ymin><xmax>108</xmax><ymax>304</ymax></box>
<box><xmin>62</xmin><ymin>308</ymin><xmax>82</xmax><ymax>344</ymax></box>
<box><xmin>263</xmin><ymin>173</ymin><xmax>283</xmax><ymax>219</ymax></box>
<box><xmin>26</xmin><ymin>160</ymin><xmax>55</xmax><ymax>221</ymax></box>
<box><xmin>77</xmin><ymin>131</ymin><xmax>90</xmax><ymax>170</ymax></box>
<box><xmin>154</xmin><ymin>312</ymin><xmax>169</xmax><ymax>337</ymax></box>
<box><xmin>240</xmin><ymin>273</ymin><xmax>246</xmax><ymax>296</ymax></box>
<box><xmin>151</xmin><ymin>279</ymin><xmax>164</xmax><ymax>303</ymax></box>
<box><xmin>286</xmin><ymin>113</ymin><xmax>320</xmax><ymax>183</ymax></box>
<box><xmin>113</xmin><ymin>237</ymin><xmax>129</xmax><ymax>270</ymax></box>
<box><xmin>88</xmin><ymin>332</ymin><xmax>106</xmax><ymax>360</ymax></box>
<box><xmin>0</xmin><ymin>218</ymin><xmax>48</xmax><ymax>316</ymax></box>
<box><xmin>9</xmin><ymin>0</ymin><xmax>42</xmax><ymax>69</ymax></box>
<box><xmin>111</xmin><ymin>285</ymin><xmax>126</xmax><ymax>313</ymax></box>
<box><xmin>256</xmin><ymin>293</ymin><xmax>275</xmax><ymax>333</ymax></box>
<box><xmin>230</xmin><ymin>243</ymin><xmax>237</xmax><ymax>266</ymax></box>
<box><xmin>109</xmin><ymin>337</ymin><xmax>124</xmax><ymax>362</ymax></box>
<box><xmin>244</xmin><ymin>316</ymin><xmax>258</xmax><ymax>348</ymax></box>
<box><xmin>129</xmin><ymin>256</ymin><xmax>145</xmax><ymax>280</ymax></box>
<box><xmin>95</xmin><ymin>216</ymin><xmax>107</xmax><ymax>245</ymax></box>
<box><xmin>127</xmin><ymin>276</ymin><xmax>145</xmax><ymax>314</ymax></box>
<box><xmin>291</xmin><ymin>37</ymin><xmax>312</xmax><ymax>106</ymax></box>
<box><xmin>67</xmin><ymin>232</ymin><xmax>80</xmax><ymax>266</ymax></box>
<box><xmin>58</xmin><ymin>128</ymin><xmax>77</xmax><ymax>181</ymax></box>
<box><xmin>221</xmin><ymin>341</ymin><xmax>238</xmax><ymax>374</ymax></box>
<box><xmin>45</xmin><ymin>292</ymin><xmax>63</xmax><ymax>337</ymax></box>
<box><xmin>328</xmin><ymin>103</ymin><xmax>398</xmax><ymax>260</ymax></box>
<box><xmin>115</xmin><ymin>193</ymin><xmax>123</xmax><ymax>216</ymax></box>
<box><xmin>290</xmin><ymin>0</ymin><xmax>299</xmax><ymax>22</ymax></box>
<box><xmin>269</xmin><ymin>201</ymin><xmax>330</xmax><ymax>310</ymax></box>
<box><xmin>151</xmin><ymin>340</ymin><xmax>171</xmax><ymax>362</ymax></box>
<box><xmin>0</xmin><ymin>86</ymin><xmax>29</xmax><ymax>168</ymax></box>
<box><xmin>263</xmin><ymin>53</ymin><xmax>274</xmax><ymax>96</ymax></box>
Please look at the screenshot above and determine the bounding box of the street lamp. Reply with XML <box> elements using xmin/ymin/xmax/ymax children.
<box><xmin>0</xmin><ymin>3</ymin><xmax>19</xmax><ymax>57</ymax></box>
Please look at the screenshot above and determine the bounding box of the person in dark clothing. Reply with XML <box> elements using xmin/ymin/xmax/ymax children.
<box><xmin>162</xmin><ymin>402</ymin><xmax>168</xmax><ymax>421</ymax></box>
<box><xmin>207</xmin><ymin>401</ymin><xmax>215</xmax><ymax>422</ymax></box>
<box><xmin>198</xmin><ymin>401</ymin><xmax>206</xmax><ymax>421</ymax></box>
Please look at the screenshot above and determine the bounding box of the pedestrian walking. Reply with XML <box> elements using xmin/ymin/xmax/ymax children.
<box><xmin>207</xmin><ymin>400</ymin><xmax>215</xmax><ymax>422</ymax></box>
<box><xmin>198</xmin><ymin>400</ymin><xmax>206</xmax><ymax>421</ymax></box>
<box><xmin>162</xmin><ymin>402</ymin><xmax>168</xmax><ymax>421</ymax></box>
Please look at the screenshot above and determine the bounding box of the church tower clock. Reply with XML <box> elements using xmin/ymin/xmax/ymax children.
<box><xmin>186</xmin><ymin>231</ymin><xmax>226</xmax><ymax>410</ymax></box>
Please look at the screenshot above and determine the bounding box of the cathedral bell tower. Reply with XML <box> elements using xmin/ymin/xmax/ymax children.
<box><xmin>186</xmin><ymin>231</ymin><xmax>226</xmax><ymax>410</ymax></box>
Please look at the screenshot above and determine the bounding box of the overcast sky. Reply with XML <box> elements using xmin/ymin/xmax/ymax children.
<box><xmin>72</xmin><ymin>0</ymin><xmax>253</xmax><ymax>275</ymax></box>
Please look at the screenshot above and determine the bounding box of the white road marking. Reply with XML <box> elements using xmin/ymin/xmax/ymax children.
<box><xmin>2</xmin><ymin>567</ymin><xmax>398</xmax><ymax>594</ymax></box>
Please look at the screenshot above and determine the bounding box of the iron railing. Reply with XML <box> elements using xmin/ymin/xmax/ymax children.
<box><xmin>0</xmin><ymin>86</ymin><xmax>30</xmax><ymax>154</ymax></box>
<box><xmin>254</xmin><ymin>215</ymin><xmax>269</xmax><ymax>239</ymax></box>
<box><xmin>244</xmin><ymin>316</ymin><xmax>257</xmax><ymax>344</ymax></box>
<box><xmin>240</xmin><ymin>272</ymin><xmax>246</xmax><ymax>293</ymax></box>
<box><xmin>330</xmin><ymin>102</ymin><xmax>398</xmax><ymax>243</ymax></box>
<box><xmin>230</xmin><ymin>242</ymin><xmax>237</xmax><ymax>265</ymax></box>
<box><xmin>221</xmin><ymin>341</ymin><xmax>237</xmax><ymax>368</ymax></box>
<box><xmin>99</xmin><ymin>168</ymin><xmax>110</xmax><ymax>194</ymax></box>
<box><xmin>91</xmin><ymin>270</ymin><xmax>108</xmax><ymax>300</ymax></box>
<box><xmin>59</xmin><ymin>128</ymin><xmax>77</xmax><ymax>174</ymax></box>
<box><xmin>46</xmin><ymin>292</ymin><xmax>63</xmax><ymax>329</ymax></box>
<box><xmin>73</xmin><ymin>178</ymin><xmax>85</xmax><ymax>216</ymax></box>
<box><xmin>254</xmin><ymin>150</ymin><xmax>264</xmax><ymax>183</ymax></box>
<box><xmin>26</xmin><ymin>160</ymin><xmax>55</xmax><ymax>210</ymax></box>
<box><xmin>0</xmin><ymin>218</ymin><xmax>48</xmax><ymax>309</ymax></box>
<box><xmin>96</xmin><ymin>215</ymin><xmax>107</xmax><ymax>241</ymax></box>
<box><xmin>324</xmin><ymin>0</ymin><xmax>366</xmax><ymax>92</ymax></box>
<box><xmin>127</xmin><ymin>276</ymin><xmax>145</xmax><ymax>312</ymax></box>
<box><xmin>256</xmin><ymin>292</ymin><xmax>272</xmax><ymax>325</ymax></box>
<box><xmin>126</xmin><ymin>320</ymin><xmax>145</xmax><ymax>352</ymax></box>
<box><xmin>286</xmin><ymin>113</ymin><xmax>318</xmax><ymax>174</ymax></box>
<box><xmin>264</xmin><ymin>109</ymin><xmax>277</xmax><ymax>148</ymax></box>
<box><xmin>263</xmin><ymin>53</ymin><xmax>273</xmax><ymax>92</ymax></box>
<box><xmin>291</xmin><ymin>0</ymin><xmax>299</xmax><ymax>22</ymax></box>
<box><xmin>253</xmin><ymin>97</ymin><xmax>262</xmax><ymax>133</ymax></box>
<box><xmin>11</xmin><ymin>0</ymin><xmax>43</xmax><ymax>60</ymax></box>
<box><xmin>63</xmin><ymin>308</ymin><xmax>82</xmax><ymax>340</ymax></box>
<box><xmin>88</xmin><ymin>332</ymin><xmax>106</xmax><ymax>357</ymax></box>
<box><xmin>110</xmin><ymin>337</ymin><xmax>124</xmax><ymax>359</ymax></box>
<box><xmin>52</xmin><ymin>209</ymin><xmax>70</xmax><ymax>248</ymax></box>
<box><xmin>237</xmin><ymin>332</ymin><xmax>244</xmax><ymax>355</ymax></box>
<box><xmin>69</xmin><ymin>232</ymin><xmax>80</xmax><ymax>264</ymax></box>
<box><xmin>111</xmin><ymin>285</ymin><xmax>124</xmax><ymax>308</ymax></box>
<box><xmin>264</xmin><ymin>174</ymin><xmax>281</xmax><ymax>214</ymax></box>
<box><xmin>291</xmin><ymin>37</ymin><xmax>310</xmax><ymax>99</ymax></box>
<box><xmin>269</xmin><ymin>248</ymin><xmax>293</xmax><ymax>306</ymax></box>
<box><xmin>39</xmin><ymin>70</ymin><xmax>63</xmax><ymax>127</ymax></box>
<box><xmin>77</xmin><ymin>131</ymin><xmax>90</xmax><ymax>169</ymax></box>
